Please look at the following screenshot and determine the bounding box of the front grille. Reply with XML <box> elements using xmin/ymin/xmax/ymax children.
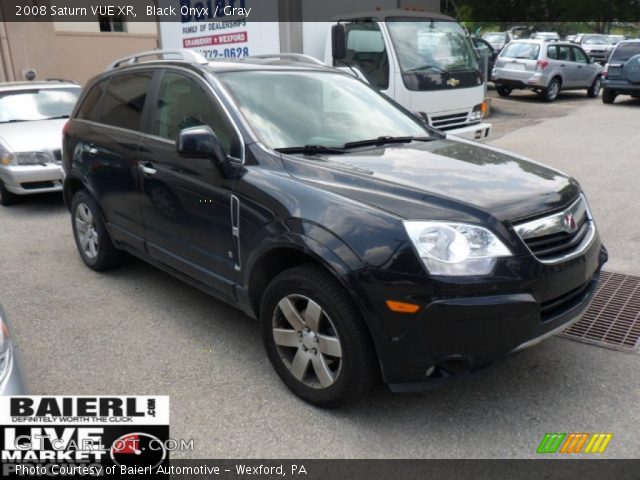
<box><xmin>429</xmin><ymin>112</ymin><xmax>472</xmax><ymax>131</ymax></box>
<box><xmin>514</xmin><ymin>195</ymin><xmax>595</xmax><ymax>263</ymax></box>
<box><xmin>540</xmin><ymin>276</ymin><xmax>596</xmax><ymax>322</ymax></box>
<box><xmin>21</xmin><ymin>181</ymin><xmax>55</xmax><ymax>190</ymax></box>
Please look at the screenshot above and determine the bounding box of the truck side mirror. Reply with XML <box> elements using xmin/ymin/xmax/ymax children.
<box><xmin>177</xmin><ymin>125</ymin><xmax>227</xmax><ymax>165</ymax></box>
<box><xmin>332</xmin><ymin>24</ymin><xmax>347</xmax><ymax>61</ymax></box>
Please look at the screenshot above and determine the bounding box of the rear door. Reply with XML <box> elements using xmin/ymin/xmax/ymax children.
<box><xmin>76</xmin><ymin>70</ymin><xmax>156</xmax><ymax>252</ymax></box>
<box><xmin>495</xmin><ymin>42</ymin><xmax>540</xmax><ymax>81</ymax></box>
<box><xmin>555</xmin><ymin>44</ymin><xmax>577</xmax><ymax>86</ymax></box>
<box><xmin>137</xmin><ymin>69</ymin><xmax>243</xmax><ymax>299</ymax></box>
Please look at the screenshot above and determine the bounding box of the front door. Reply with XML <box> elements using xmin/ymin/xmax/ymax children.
<box><xmin>138</xmin><ymin>69</ymin><xmax>243</xmax><ymax>299</ymax></box>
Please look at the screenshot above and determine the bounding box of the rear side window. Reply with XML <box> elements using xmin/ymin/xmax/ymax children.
<box><xmin>76</xmin><ymin>80</ymin><xmax>107</xmax><ymax>121</ymax></box>
<box><xmin>547</xmin><ymin>45</ymin><xmax>558</xmax><ymax>59</ymax></box>
<box><xmin>501</xmin><ymin>43</ymin><xmax>540</xmax><ymax>60</ymax></box>
<box><xmin>611</xmin><ymin>43</ymin><xmax>640</xmax><ymax>62</ymax></box>
<box><xmin>99</xmin><ymin>72</ymin><xmax>153</xmax><ymax>131</ymax></box>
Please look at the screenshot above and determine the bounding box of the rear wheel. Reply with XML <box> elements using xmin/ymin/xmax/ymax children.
<box><xmin>602</xmin><ymin>88</ymin><xmax>617</xmax><ymax>104</ymax></box>
<box><xmin>260</xmin><ymin>264</ymin><xmax>378</xmax><ymax>408</ymax></box>
<box><xmin>496</xmin><ymin>85</ymin><xmax>512</xmax><ymax>97</ymax></box>
<box><xmin>587</xmin><ymin>76</ymin><xmax>602</xmax><ymax>98</ymax></box>
<box><xmin>71</xmin><ymin>190</ymin><xmax>125</xmax><ymax>271</ymax></box>
<box><xmin>543</xmin><ymin>78</ymin><xmax>561</xmax><ymax>102</ymax></box>
<box><xmin>0</xmin><ymin>180</ymin><xmax>19</xmax><ymax>206</ymax></box>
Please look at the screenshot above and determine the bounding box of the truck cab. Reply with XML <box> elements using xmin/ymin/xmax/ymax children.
<box><xmin>320</xmin><ymin>10</ymin><xmax>491</xmax><ymax>141</ymax></box>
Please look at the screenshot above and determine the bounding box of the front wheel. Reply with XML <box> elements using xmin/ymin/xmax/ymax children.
<box><xmin>260</xmin><ymin>264</ymin><xmax>378</xmax><ymax>408</ymax></box>
<box><xmin>0</xmin><ymin>180</ymin><xmax>19</xmax><ymax>206</ymax></box>
<box><xmin>602</xmin><ymin>88</ymin><xmax>617</xmax><ymax>104</ymax></box>
<box><xmin>71</xmin><ymin>190</ymin><xmax>125</xmax><ymax>271</ymax></box>
<box><xmin>587</xmin><ymin>76</ymin><xmax>602</xmax><ymax>98</ymax></box>
<box><xmin>496</xmin><ymin>85</ymin><xmax>512</xmax><ymax>97</ymax></box>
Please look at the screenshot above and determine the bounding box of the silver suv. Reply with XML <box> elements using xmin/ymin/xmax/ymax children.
<box><xmin>492</xmin><ymin>40</ymin><xmax>603</xmax><ymax>101</ymax></box>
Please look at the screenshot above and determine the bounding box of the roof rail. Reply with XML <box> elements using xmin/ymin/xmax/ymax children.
<box><xmin>45</xmin><ymin>78</ymin><xmax>79</xmax><ymax>84</ymax></box>
<box><xmin>239</xmin><ymin>54</ymin><xmax>326</xmax><ymax>65</ymax></box>
<box><xmin>106</xmin><ymin>49</ymin><xmax>209</xmax><ymax>71</ymax></box>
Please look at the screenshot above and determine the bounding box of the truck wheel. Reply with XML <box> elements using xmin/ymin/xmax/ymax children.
<box><xmin>602</xmin><ymin>88</ymin><xmax>617</xmax><ymax>104</ymax></box>
<box><xmin>0</xmin><ymin>180</ymin><xmax>19</xmax><ymax>206</ymax></box>
<box><xmin>543</xmin><ymin>78</ymin><xmax>561</xmax><ymax>102</ymax></box>
<box><xmin>260</xmin><ymin>264</ymin><xmax>378</xmax><ymax>408</ymax></box>
<box><xmin>71</xmin><ymin>190</ymin><xmax>125</xmax><ymax>271</ymax></box>
<box><xmin>587</xmin><ymin>76</ymin><xmax>602</xmax><ymax>98</ymax></box>
<box><xmin>496</xmin><ymin>85</ymin><xmax>512</xmax><ymax>97</ymax></box>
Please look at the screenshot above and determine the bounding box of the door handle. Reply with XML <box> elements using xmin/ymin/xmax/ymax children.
<box><xmin>87</xmin><ymin>145</ymin><xmax>98</xmax><ymax>155</ymax></box>
<box><xmin>139</xmin><ymin>162</ymin><xmax>157</xmax><ymax>176</ymax></box>
<box><xmin>560</xmin><ymin>64</ymin><xmax>566</xmax><ymax>67</ymax></box>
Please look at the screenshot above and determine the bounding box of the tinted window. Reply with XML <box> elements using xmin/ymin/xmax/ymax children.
<box><xmin>100</xmin><ymin>72</ymin><xmax>152</xmax><ymax>131</ymax></box>
<box><xmin>572</xmin><ymin>47</ymin><xmax>589</xmax><ymax>63</ymax></box>
<box><xmin>152</xmin><ymin>71</ymin><xmax>241</xmax><ymax>159</ymax></box>
<box><xmin>76</xmin><ymin>80</ymin><xmax>106</xmax><ymax>121</ymax></box>
<box><xmin>501</xmin><ymin>43</ymin><xmax>540</xmax><ymax>60</ymax></box>
<box><xmin>611</xmin><ymin>43</ymin><xmax>640</xmax><ymax>62</ymax></box>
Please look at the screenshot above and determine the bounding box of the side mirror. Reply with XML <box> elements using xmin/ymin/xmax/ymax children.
<box><xmin>177</xmin><ymin>126</ymin><xmax>226</xmax><ymax>165</ymax></box>
<box><xmin>331</xmin><ymin>24</ymin><xmax>347</xmax><ymax>61</ymax></box>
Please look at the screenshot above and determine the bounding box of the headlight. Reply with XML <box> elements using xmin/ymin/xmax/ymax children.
<box><xmin>470</xmin><ymin>103</ymin><xmax>487</xmax><ymax>122</ymax></box>
<box><xmin>1</xmin><ymin>151</ymin><xmax>54</xmax><ymax>166</ymax></box>
<box><xmin>403</xmin><ymin>221</ymin><xmax>512</xmax><ymax>276</ymax></box>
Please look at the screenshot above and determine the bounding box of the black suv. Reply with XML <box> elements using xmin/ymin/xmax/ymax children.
<box><xmin>63</xmin><ymin>50</ymin><xmax>607</xmax><ymax>407</ymax></box>
<box><xmin>602</xmin><ymin>40</ymin><xmax>640</xmax><ymax>103</ymax></box>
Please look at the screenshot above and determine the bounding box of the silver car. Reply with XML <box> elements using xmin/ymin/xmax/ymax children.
<box><xmin>0</xmin><ymin>81</ymin><xmax>81</xmax><ymax>206</ymax></box>
<box><xmin>579</xmin><ymin>34</ymin><xmax>614</xmax><ymax>63</ymax></box>
<box><xmin>0</xmin><ymin>305</ymin><xmax>26</xmax><ymax>394</ymax></box>
<box><xmin>492</xmin><ymin>40</ymin><xmax>603</xmax><ymax>101</ymax></box>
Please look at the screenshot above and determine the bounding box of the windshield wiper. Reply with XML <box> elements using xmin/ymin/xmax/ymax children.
<box><xmin>405</xmin><ymin>64</ymin><xmax>451</xmax><ymax>75</ymax></box>
<box><xmin>43</xmin><ymin>115</ymin><xmax>70</xmax><ymax>120</ymax></box>
<box><xmin>343</xmin><ymin>136</ymin><xmax>434</xmax><ymax>150</ymax></box>
<box><xmin>276</xmin><ymin>145</ymin><xmax>346</xmax><ymax>155</ymax></box>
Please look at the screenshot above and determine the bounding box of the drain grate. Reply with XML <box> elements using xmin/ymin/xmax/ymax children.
<box><xmin>560</xmin><ymin>271</ymin><xmax>640</xmax><ymax>352</ymax></box>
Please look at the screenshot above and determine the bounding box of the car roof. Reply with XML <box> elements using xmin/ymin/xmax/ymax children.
<box><xmin>0</xmin><ymin>81</ymin><xmax>80</xmax><ymax>92</ymax></box>
<box><xmin>508</xmin><ymin>39</ymin><xmax>573</xmax><ymax>46</ymax></box>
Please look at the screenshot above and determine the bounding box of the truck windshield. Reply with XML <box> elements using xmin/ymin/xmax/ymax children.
<box><xmin>218</xmin><ymin>71</ymin><xmax>429</xmax><ymax>150</ymax></box>
<box><xmin>386</xmin><ymin>20</ymin><xmax>479</xmax><ymax>74</ymax></box>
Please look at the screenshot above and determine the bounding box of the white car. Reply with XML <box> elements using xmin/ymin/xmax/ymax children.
<box><xmin>0</xmin><ymin>81</ymin><xmax>81</xmax><ymax>206</ymax></box>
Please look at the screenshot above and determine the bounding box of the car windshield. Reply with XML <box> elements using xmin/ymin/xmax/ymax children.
<box><xmin>386</xmin><ymin>20</ymin><xmax>479</xmax><ymax>73</ymax></box>
<box><xmin>583</xmin><ymin>36</ymin><xmax>610</xmax><ymax>45</ymax></box>
<box><xmin>218</xmin><ymin>71</ymin><xmax>428</xmax><ymax>150</ymax></box>
<box><xmin>501</xmin><ymin>42</ymin><xmax>540</xmax><ymax>60</ymax></box>
<box><xmin>0</xmin><ymin>87</ymin><xmax>80</xmax><ymax>123</ymax></box>
<box><xmin>610</xmin><ymin>43</ymin><xmax>640</xmax><ymax>62</ymax></box>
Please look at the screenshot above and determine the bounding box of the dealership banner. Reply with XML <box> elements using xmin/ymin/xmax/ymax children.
<box><xmin>0</xmin><ymin>396</ymin><xmax>170</xmax><ymax>477</ymax></box>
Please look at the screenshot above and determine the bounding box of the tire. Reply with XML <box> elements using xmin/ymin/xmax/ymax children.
<box><xmin>71</xmin><ymin>190</ymin><xmax>125</xmax><ymax>271</ymax></box>
<box><xmin>0</xmin><ymin>180</ymin><xmax>19</xmax><ymax>206</ymax></box>
<box><xmin>602</xmin><ymin>88</ymin><xmax>617</xmax><ymax>104</ymax></box>
<box><xmin>260</xmin><ymin>264</ymin><xmax>378</xmax><ymax>408</ymax></box>
<box><xmin>496</xmin><ymin>85</ymin><xmax>512</xmax><ymax>97</ymax></box>
<box><xmin>587</xmin><ymin>76</ymin><xmax>602</xmax><ymax>98</ymax></box>
<box><xmin>543</xmin><ymin>78</ymin><xmax>561</xmax><ymax>102</ymax></box>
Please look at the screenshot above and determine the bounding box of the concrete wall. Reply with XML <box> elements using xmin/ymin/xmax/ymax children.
<box><xmin>0</xmin><ymin>22</ymin><xmax>158</xmax><ymax>85</ymax></box>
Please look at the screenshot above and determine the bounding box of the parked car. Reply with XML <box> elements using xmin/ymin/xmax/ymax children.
<box><xmin>602</xmin><ymin>40</ymin><xmax>640</xmax><ymax>103</ymax></box>
<box><xmin>0</xmin><ymin>305</ymin><xmax>26</xmax><ymax>394</ymax></box>
<box><xmin>530</xmin><ymin>32</ymin><xmax>560</xmax><ymax>41</ymax></box>
<box><xmin>0</xmin><ymin>80</ymin><xmax>81</xmax><ymax>206</ymax></box>
<box><xmin>492</xmin><ymin>40</ymin><xmax>603</xmax><ymax>101</ymax></box>
<box><xmin>472</xmin><ymin>36</ymin><xmax>498</xmax><ymax>78</ymax></box>
<box><xmin>63</xmin><ymin>50</ymin><xmax>607</xmax><ymax>407</ymax></box>
<box><xmin>578</xmin><ymin>34</ymin><xmax>614</xmax><ymax>63</ymax></box>
<box><xmin>481</xmin><ymin>31</ymin><xmax>511</xmax><ymax>52</ymax></box>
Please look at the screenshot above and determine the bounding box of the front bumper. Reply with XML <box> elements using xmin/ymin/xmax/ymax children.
<box><xmin>0</xmin><ymin>164</ymin><xmax>64</xmax><ymax>195</ymax></box>
<box><xmin>446</xmin><ymin>122</ymin><xmax>492</xmax><ymax>141</ymax></box>
<box><xmin>347</xmin><ymin>231</ymin><xmax>607</xmax><ymax>390</ymax></box>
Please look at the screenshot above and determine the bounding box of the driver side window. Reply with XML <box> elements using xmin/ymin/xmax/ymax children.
<box><xmin>152</xmin><ymin>71</ymin><xmax>242</xmax><ymax>159</ymax></box>
<box><xmin>339</xmin><ymin>23</ymin><xmax>390</xmax><ymax>90</ymax></box>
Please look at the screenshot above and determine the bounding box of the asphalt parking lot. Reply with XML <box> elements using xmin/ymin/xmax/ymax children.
<box><xmin>1</xmin><ymin>91</ymin><xmax>638</xmax><ymax>459</ymax></box>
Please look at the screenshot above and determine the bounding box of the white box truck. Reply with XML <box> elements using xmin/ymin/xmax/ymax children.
<box><xmin>158</xmin><ymin>2</ymin><xmax>491</xmax><ymax>140</ymax></box>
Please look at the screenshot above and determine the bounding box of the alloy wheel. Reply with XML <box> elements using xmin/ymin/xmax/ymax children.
<box><xmin>272</xmin><ymin>294</ymin><xmax>343</xmax><ymax>389</ymax></box>
<box><xmin>75</xmin><ymin>203</ymin><xmax>99</xmax><ymax>259</ymax></box>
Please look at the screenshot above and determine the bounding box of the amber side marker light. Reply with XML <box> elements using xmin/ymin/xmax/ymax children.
<box><xmin>386</xmin><ymin>300</ymin><xmax>421</xmax><ymax>314</ymax></box>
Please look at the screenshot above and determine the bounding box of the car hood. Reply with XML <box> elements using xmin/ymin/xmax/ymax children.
<box><xmin>0</xmin><ymin>119</ymin><xmax>66</xmax><ymax>152</ymax></box>
<box><xmin>281</xmin><ymin>138</ymin><xmax>580</xmax><ymax>222</ymax></box>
